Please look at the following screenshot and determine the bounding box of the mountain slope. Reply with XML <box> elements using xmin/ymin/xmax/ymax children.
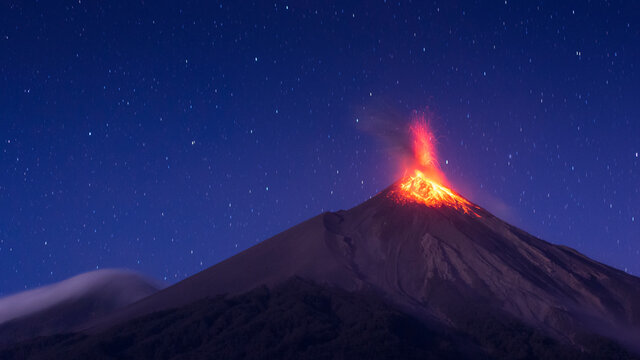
<box><xmin>3</xmin><ymin>278</ymin><xmax>634</xmax><ymax>360</ymax></box>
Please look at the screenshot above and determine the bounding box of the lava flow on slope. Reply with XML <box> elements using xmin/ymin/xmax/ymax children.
<box><xmin>391</xmin><ymin>114</ymin><xmax>480</xmax><ymax>216</ymax></box>
<box><xmin>396</xmin><ymin>170</ymin><xmax>480</xmax><ymax>216</ymax></box>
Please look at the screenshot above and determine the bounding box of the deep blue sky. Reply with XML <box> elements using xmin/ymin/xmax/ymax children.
<box><xmin>1</xmin><ymin>1</ymin><xmax>638</xmax><ymax>295</ymax></box>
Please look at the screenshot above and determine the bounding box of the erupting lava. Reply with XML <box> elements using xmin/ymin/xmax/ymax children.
<box><xmin>397</xmin><ymin>170</ymin><xmax>480</xmax><ymax>216</ymax></box>
<box><xmin>393</xmin><ymin>114</ymin><xmax>480</xmax><ymax>216</ymax></box>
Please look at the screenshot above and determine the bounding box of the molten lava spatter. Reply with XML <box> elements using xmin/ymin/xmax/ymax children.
<box><xmin>410</xmin><ymin>119</ymin><xmax>439</xmax><ymax>171</ymax></box>
<box><xmin>397</xmin><ymin>170</ymin><xmax>480</xmax><ymax>216</ymax></box>
<box><xmin>393</xmin><ymin>114</ymin><xmax>480</xmax><ymax>216</ymax></box>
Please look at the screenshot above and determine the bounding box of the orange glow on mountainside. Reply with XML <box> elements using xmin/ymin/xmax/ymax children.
<box><xmin>397</xmin><ymin>170</ymin><xmax>480</xmax><ymax>216</ymax></box>
<box><xmin>393</xmin><ymin>114</ymin><xmax>480</xmax><ymax>216</ymax></box>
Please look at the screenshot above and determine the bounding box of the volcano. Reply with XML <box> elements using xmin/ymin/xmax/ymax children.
<box><xmin>3</xmin><ymin>178</ymin><xmax>639</xmax><ymax>358</ymax></box>
<box><xmin>90</xmin><ymin>179</ymin><xmax>639</xmax><ymax>350</ymax></box>
<box><xmin>2</xmin><ymin>118</ymin><xmax>640</xmax><ymax>359</ymax></box>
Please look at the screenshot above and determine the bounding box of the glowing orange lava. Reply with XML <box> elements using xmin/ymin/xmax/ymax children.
<box><xmin>397</xmin><ymin>169</ymin><xmax>480</xmax><ymax>216</ymax></box>
<box><xmin>393</xmin><ymin>114</ymin><xmax>480</xmax><ymax>217</ymax></box>
<box><xmin>410</xmin><ymin>119</ymin><xmax>439</xmax><ymax>171</ymax></box>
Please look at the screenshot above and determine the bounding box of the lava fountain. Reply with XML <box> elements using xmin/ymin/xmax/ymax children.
<box><xmin>393</xmin><ymin>114</ymin><xmax>480</xmax><ymax>217</ymax></box>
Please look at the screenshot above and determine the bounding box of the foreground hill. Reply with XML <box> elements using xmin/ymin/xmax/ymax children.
<box><xmin>0</xmin><ymin>269</ymin><xmax>160</xmax><ymax>346</ymax></box>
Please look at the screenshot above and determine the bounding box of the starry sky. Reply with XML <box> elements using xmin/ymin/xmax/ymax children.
<box><xmin>1</xmin><ymin>1</ymin><xmax>639</xmax><ymax>296</ymax></box>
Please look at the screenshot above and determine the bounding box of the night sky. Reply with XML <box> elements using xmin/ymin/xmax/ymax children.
<box><xmin>1</xmin><ymin>1</ymin><xmax>639</xmax><ymax>296</ymax></box>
